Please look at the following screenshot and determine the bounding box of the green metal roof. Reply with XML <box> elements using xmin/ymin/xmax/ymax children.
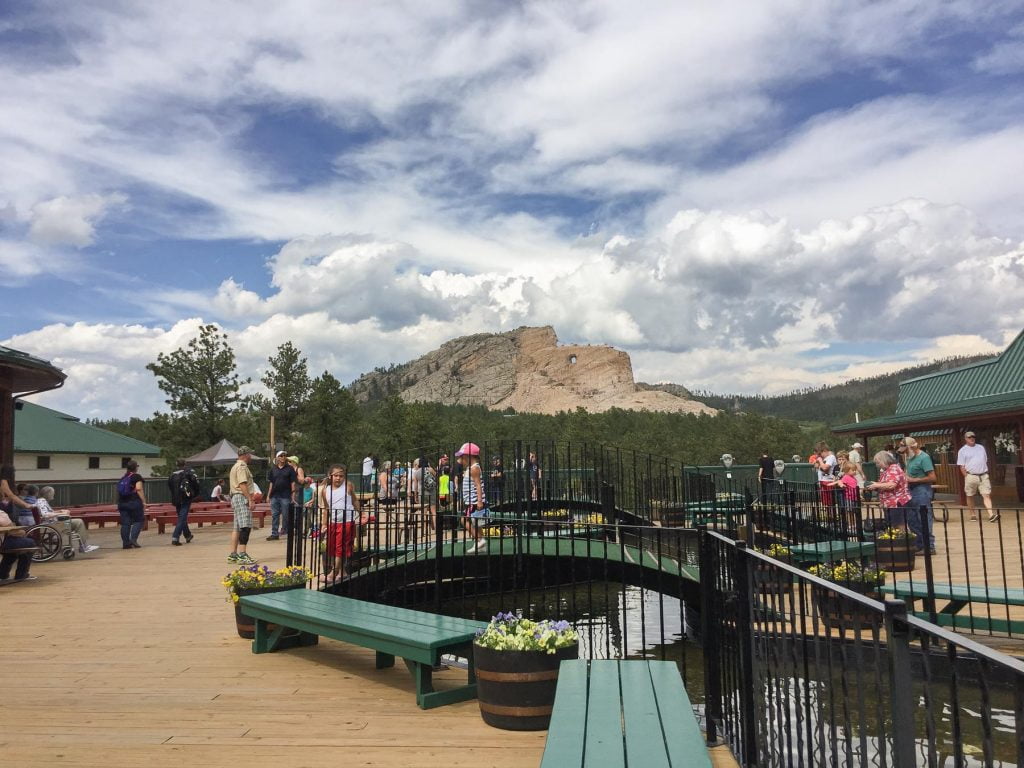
<box><xmin>833</xmin><ymin>390</ymin><xmax>1024</xmax><ymax>434</ymax></box>
<box><xmin>14</xmin><ymin>401</ymin><xmax>160</xmax><ymax>456</ymax></box>
<box><xmin>895</xmin><ymin>330</ymin><xmax>1024</xmax><ymax>414</ymax></box>
<box><xmin>833</xmin><ymin>330</ymin><xmax>1024</xmax><ymax>434</ymax></box>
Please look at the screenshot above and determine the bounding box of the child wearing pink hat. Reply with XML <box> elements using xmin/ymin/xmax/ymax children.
<box><xmin>456</xmin><ymin>443</ymin><xmax>487</xmax><ymax>552</ymax></box>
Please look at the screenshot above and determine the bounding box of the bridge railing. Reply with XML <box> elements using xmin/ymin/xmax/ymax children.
<box><xmin>700</xmin><ymin>527</ymin><xmax>1024</xmax><ymax>768</ymax></box>
<box><xmin>286</xmin><ymin>493</ymin><xmax>702</xmax><ymax>666</ymax></box>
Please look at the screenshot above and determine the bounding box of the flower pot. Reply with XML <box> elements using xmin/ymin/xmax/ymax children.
<box><xmin>754</xmin><ymin>556</ymin><xmax>793</xmax><ymax>598</ymax></box>
<box><xmin>813</xmin><ymin>582</ymin><xmax>882</xmax><ymax>631</ymax></box>
<box><xmin>232</xmin><ymin>584</ymin><xmax>304</xmax><ymax>639</ymax></box>
<box><xmin>874</xmin><ymin>539</ymin><xmax>916</xmax><ymax>572</ymax></box>
<box><xmin>474</xmin><ymin>643</ymin><xmax>579</xmax><ymax>730</ymax></box>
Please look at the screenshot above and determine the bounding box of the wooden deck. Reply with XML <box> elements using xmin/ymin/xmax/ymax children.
<box><xmin>0</xmin><ymin>524</ymin><xmax>737</xmax><ymax>767</ymax></box>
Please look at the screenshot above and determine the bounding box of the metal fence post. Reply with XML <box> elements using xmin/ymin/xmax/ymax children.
<box><xmin>735</xmin><ymin>540</ymin><xmax>759</xmax><ymax>766</ymax></box>
<box><xmin>884</xmin><ymin>600</ymin><xmax>917</xmax><ymax>768</ymax></box>
<box><xmin>699</xmin><ymin>525</ymin><xmax>725</xmax><ymax>747</ymax></box>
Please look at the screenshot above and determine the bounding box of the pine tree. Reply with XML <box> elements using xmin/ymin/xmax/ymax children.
<box><xmin>146</xmin><ymin>324</ymin><xmax>249</xmax><ymax>448</ymax></box>
<box><xmin>261</xmin><ymin>341</ymin><xmax>311</xmax><ymax>442</ymax></box>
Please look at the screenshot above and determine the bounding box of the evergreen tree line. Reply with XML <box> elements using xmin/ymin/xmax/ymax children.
<box><xmin>92</xmin><ymin>324</ymin><xmax>830</xmax><ymax>475</ymax></box>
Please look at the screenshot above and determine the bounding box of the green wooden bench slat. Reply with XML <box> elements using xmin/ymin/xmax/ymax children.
<box><xmin>584</xmin><ymin>661</ymin><xmax>627</xmax><ymax>768</ymax></box>
<box><xmin>267</xmin><ymin>592</ymin><xmax>484</xmax><ymax>639</ymax></box>
<box><xmin>910</xmin><ymin>611</ymin><xmax>1024</xmax><ymax>634</ymax></box>
<box><xmin>241</xmin><ymin>592</ymin><xmax>483</xmax><ymax>647</ymax></box>
<box><xmin>648</xmin><ymin>662</ymin><xmax>711</xmax><ymax>768</ymax></box>
<box><xmin>883</xmin><ymin>582</ymin><xmax>1024</xmax><ymax>606</ymax></box>
<box><xmin>788</xmin><ymin>541</ymin><xmax>875</xmax><ymax>564</ymax></box>
<box><xmin>540</xmin><ymin>660</ymin><xmax>589</xmax><ymax>766</ymax></box>
<box><xmin>542</xmin><ymin>659</ymin><xmax>710</xmax><ymax>768</ymax></box>
<box><xmin>620</xmin><ymin>661</ymin><xmax>671</xmax><ymax>768</ymax></box>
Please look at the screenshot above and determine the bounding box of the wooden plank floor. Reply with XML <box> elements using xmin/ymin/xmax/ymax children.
<box><xmin>0</xmin><ymin>523</ymin><xmax>737</xmax><ymax>768</ymax></box>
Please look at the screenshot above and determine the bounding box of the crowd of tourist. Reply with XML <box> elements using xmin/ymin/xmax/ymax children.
<box><xmin>757</xmin><ymin>431</ymin><xmax>996</xmax><ymax>556</ymax></box>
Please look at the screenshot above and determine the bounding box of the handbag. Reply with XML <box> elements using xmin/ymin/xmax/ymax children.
<box><xmin>0</xmin><ymin>510</ymin><xmax>13</xmax><ymax>527</ymax></box>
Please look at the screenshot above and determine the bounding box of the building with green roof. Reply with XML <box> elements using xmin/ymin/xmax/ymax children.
<box><xmin>833</xmin><ymin>329</ymin><xmax>1024</xmax><ymax>504</ymax></box>
<box><xmin>14</xmin><ymin>400</ymin><xmax>161</xmax><ymax>483</ymax></box>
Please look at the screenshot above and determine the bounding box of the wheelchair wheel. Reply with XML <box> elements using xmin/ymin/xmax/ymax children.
<box><xmin>63</xmin><ymin>548</ymin><xmax>76</xmax><ymax>560</ymax></box>
<box><xmin>27</xmin><ymin>524</ymin><xmax>63</xmax><ymax>562</ymax></box>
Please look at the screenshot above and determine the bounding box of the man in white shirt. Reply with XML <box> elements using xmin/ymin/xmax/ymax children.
<box><xmin>362</xmin><ymin>455</ymin><xmax>375</xmax><ymax>494</ymax></box>
<box><xmin>956</xmin><ymin>431</ymin><xmax>996</xmax><ymax>522</ymax></box>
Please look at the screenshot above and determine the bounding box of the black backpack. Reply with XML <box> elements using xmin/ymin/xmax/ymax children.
<box><xmin>179</xmin><ymin>470</ymin><xmax>197</xmax><ymax>500</ymax></box>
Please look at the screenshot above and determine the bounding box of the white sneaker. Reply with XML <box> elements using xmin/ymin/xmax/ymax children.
<box><xmin>470</xmin><ymin>538</ymin><xmax>487</xmax><ymax>552</ymax></box>
<box><xmin>83</xmin><ymin>545</ymin><xmax>100</xmax><ymax>553</ymax></box>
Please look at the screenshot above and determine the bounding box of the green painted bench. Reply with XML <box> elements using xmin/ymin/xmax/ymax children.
<box><xmin>540</xmin><ymin>659</ymin><xmax>711</xmax><ymax>768</ymax></box>
<box><xmin>239</xmin><ymin>590</ymin><xmax>487</xmax><ymax>709</ymax></box>
<box><xmin>881</xmin><ymin>581</ymin><xmax>1024</xmax><ymax>635</ymax></box>
<box><xmin>788</xmin><ymin>540</ymin><xmax>875</xmax><ymax>564</ymax></box>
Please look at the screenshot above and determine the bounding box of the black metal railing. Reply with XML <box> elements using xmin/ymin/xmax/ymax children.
<box><xmin>700</xmin><ymin>527</ymin><xmax>1024</xmax><ymax>768</ymax></box>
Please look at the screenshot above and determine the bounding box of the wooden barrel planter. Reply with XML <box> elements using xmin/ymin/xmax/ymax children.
<box><xmin>474</xmin><ymin>643</ymin><xmax>579</xmax><ymax>730</ymax></box>
<box><xmin>754</xmin><ymin>559</ymin><xmax>793</xmax><ymax>600</ymax></box>
<box><xmin>874</xmin><ymin>539</ymin><xmax>916</xmax><ymax>572</ymax></box>
<box><xmin>233</xmin><ymin>585</ymin><xmax>304</xmax><ymax>639</ymax></box>
<box><xmin>813</xmin><ymin>582</ymin><xmax>882</xmax><ymax>632</ymax></box>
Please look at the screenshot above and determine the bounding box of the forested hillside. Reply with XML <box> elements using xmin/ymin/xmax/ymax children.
<box><xmin>693</xmin><ymin>355</ymin><xmax>990</xmax><ymax>424</ymax></box>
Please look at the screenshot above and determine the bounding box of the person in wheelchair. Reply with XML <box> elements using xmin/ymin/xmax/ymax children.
<box><xmin>35</xmin><ymin>486</ymin><xmax>99</xmax><ymax>554</ymax></box>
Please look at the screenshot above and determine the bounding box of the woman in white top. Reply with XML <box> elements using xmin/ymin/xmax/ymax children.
<box><xmin>37</xmin><ymin>486</ymin><xmax>99</xmax><ymax>553</ymax></box>
<box><xmin>319</xmin><ymin>464</ymin><xmax>363</xmax><ymax>585</ymax></box>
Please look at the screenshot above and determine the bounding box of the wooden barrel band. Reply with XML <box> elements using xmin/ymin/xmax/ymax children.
<box><xmin>477</xmin><ymin>701</ymin><xmax>553</xmax><ymax>717</ymax></box>
<box><xmin>475</xmin><ymin>669</ymin><xmax>560</xmax><ymax>683</ymax></box>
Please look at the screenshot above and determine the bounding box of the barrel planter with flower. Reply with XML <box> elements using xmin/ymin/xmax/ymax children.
<box><xmin>873</xmin><ymin>527</ymin><xmax>917</xmax><ymax>572</ymax></box>
<box><xmin>223</xmin><ymin>564</ymin><xmax>312</xmax><ymax>639</ymax></box>
<box><xmin>808</xmin><ymin>561</ymin><xmax>885</xmax><ymax>632</ymax></box>
<box><xmin>473</xmin><ymin>613</ymin><xmax>579</xmax><ymax>731</ymax></box>
<box><xmin>754</xmin><ymin>544</ymin><xmax>793</xmax><ymax>599</ymax></box>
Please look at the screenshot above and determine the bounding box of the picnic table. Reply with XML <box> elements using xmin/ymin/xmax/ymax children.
<box><xmin>882</xmin><ymin>581</ymin><xmax>1024</xmax><ymax>635</ymax></box>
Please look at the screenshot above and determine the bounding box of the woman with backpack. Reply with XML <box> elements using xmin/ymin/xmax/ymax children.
<box><xmin>117</xmin><ymin>460</ymin><xmax>148</xmax><ymax>549</ymax></box>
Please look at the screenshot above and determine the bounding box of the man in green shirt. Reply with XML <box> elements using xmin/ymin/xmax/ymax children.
<box><xmin>903</xmin><ymin>437</ymin><xmax>937</xmax><ymax>554</ymax></box>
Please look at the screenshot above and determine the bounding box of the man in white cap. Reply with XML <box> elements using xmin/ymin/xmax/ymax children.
<box><xmin>957</xmin><ymin>431</ymin><xmax>996</xmax><ymax>522</ymax></box>
<box><xmin>266</xmin><ymin>450</ymin><xmax>297</xmax><ymax>540</ymax></box>
<box><xmin>848</xmin><ymin>442</ymin><xmax>866</xmax><ymax>488</ymax></box>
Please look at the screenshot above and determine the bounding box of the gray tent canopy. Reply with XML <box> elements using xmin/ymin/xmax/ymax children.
<box><xmin>184</xmin><ymin>438</ymin><xmax>245</xmax><ymax>466</ymax></box>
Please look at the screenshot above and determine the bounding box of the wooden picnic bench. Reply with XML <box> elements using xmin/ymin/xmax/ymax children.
<box><xmin>788</xmin><ymin>540</ymin><xmax>875</xmax><ymax>564</ymax></box>
<box><xmin>151</xmin><ymin>508</ymin><xmax>266</xmax><ymax>534</ymax></box>
<box><xmin>541</xmin><ymin>659</ymin><xmax>711</xmax><ymax>768</ymax></box>
<box><xmin>239</xmin><ymin>590</ymin><xmax>486</xmax><ymax>709</ymax></box>
<box><xmin>881</xmin><ymin>581</ymin><xmax>1024</xmax><ymax>635</ymax></box>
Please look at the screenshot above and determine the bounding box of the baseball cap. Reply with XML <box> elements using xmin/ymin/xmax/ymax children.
<box><xmin>965</xmin><ymin>431</ymin><xmax>976</xmax><ymax>438</ymax></box>
<box><xmin>288</xmin><ymin>455</ymin><xmax>299</xmax><ymax>464</ymax></box>
<box><xmin>851</xmin><ymin>442</ymin><xmax>864</xmax><ymax>448</ymax></box>
<box><xmin>275</xmin><ymin>450</ymin><xmax>287</xmax><ymax>457</ymax></box>
<box><xmin>237</xmin><ymin>445</ymin><xmax>254</xmax><ymax>455</ymax></box>
<box><xmin>455</xmin><ymin>442</ymin><xmax>480</xmax><ymax>457</ymax></box>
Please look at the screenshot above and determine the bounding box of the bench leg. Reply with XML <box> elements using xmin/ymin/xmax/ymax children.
<box><xmin>252</xmin><ymin>619</ymin><xmax>287</xmax><ymax>654</ymax></box>
<box><xmin>404</xmin><ymin>657</ymin><xmax>479</xmax><ymax>710</ymax></box>
<box><xmin>376</xmin><ymin>651</ymin><xmax>395</xmax><ymax>669</ymax></box>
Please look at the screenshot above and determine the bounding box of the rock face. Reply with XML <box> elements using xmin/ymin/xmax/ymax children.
<box><xmin>350</xmin><ymin>326</ymin><xmax>715</xmax><ymax>416</ymax></box>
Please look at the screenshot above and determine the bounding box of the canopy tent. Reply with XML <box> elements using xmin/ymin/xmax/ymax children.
<box><xmin>183</xmin><ymin>438</ymin><xmax>261</xmax><ymax>466</ymax></box>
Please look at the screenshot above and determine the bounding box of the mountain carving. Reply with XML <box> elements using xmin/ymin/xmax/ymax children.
<box><xmin>350</xmin><ymin>326</ymin><xmax>715</xmax><ymax>416</ymax></box>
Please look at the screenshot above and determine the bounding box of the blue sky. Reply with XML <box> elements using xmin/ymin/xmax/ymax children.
<box><xmin>2</xmin><ymin>1</ymin><xmax>1024</xmax><ymax>418</ymax></box>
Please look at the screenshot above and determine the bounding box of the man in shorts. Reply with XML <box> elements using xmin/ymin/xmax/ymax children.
<box><xmin>228</xmin><ymin>445</ymin><xmax>258</xmax><ymax>564</ymax></box>
<box><xmin>957</xmin><ymin>431</ymin><xmax>996</xmax><ymax>522</ymax></box>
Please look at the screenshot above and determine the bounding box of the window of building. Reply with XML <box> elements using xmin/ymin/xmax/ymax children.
<box><xmin>121</xmin><ymin>457</ymin><xmax>132</xmax><ymax>468</ymax></box>
<box><xmin>569</xmin><ymin>354</ymin><xmax>577</xmax><ymax>365</ymax></box>
<box><xmin>36</xmin><ymin>455</ymin><xmax>51</xmax><ymax>470</ymax></box>
<box><xmin>88</xmin><ymin>456</ymin><xmax>100</xmax><ymax>469</ymax></box>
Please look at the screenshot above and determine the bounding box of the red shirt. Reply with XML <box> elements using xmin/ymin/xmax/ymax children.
<box><xmin>878</xmin><ymin>464</ymin><xmax>911</xmax><ymax>508</ymax></box>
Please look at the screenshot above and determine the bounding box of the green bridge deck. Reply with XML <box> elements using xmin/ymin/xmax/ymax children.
<box><xmin>355</xmin><ymin>536</ymin><xmax>700</xmax><ymax>583</ymax></box>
